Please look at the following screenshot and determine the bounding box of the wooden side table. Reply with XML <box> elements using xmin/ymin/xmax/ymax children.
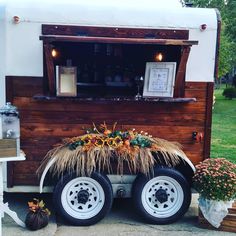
<box><xmin>0</xmin><ymin>153</ymin><xmax>26</xmax><ymax>236</ymax></box>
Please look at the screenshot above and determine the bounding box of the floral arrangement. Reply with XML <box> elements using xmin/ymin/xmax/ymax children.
<box><xmin>25</xmin><ymin>199</ymin><xmax>51</xmax><ymax>231</ymax></box>
<box><xmin>38</xmin><ymin>123</ymin><xmax>188</xmax><ymax>177</ymax></box>
<box><xmin>193</xmin><ymin>158</ymin><xmax>236</xmax><ymax>201</ymax></box>
<box><xmin>27</xmin><ymin>199</ymin><xmax>51</xmax><ymax>216</ymax></box>
<box><xmin>66</xmin><ymin>122</ymin><xmax>152</xmax><ymax>150</ymax></box>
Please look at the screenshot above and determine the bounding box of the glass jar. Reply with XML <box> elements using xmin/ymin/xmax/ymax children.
<box><xmin>0</xmin><ymin>102</ymin><xmax>20</xmax><ymax>139</ymax></box>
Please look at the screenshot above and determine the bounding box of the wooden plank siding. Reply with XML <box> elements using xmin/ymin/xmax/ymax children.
<box><xmin>6</xmin><ymin>76</ymin><xmax>213</xmax><ymax>186</ymax></box>
<box><xmin>42</xmin><ymin>24</ymin><xmax>189</xmax><ymax>40</ymax></box>
<box><xmin>40</xmin><ymin>35</ymin><xmax>198</xmax><ymax>46</ymax></box>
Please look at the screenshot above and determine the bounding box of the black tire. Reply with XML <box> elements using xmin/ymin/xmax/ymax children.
<box><xmin>132</xmin><ymin>167</ymin><xmax>191</xmax><ymax>224</ymax></box>
<box><xmin>53</xmin><ymin>172</ymin><xmax>113</xmax><ymax>226</ymax></box>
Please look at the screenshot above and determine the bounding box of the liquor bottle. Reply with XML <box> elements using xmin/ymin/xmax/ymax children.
<box><xmin>66</xmin><ymin>59</ymin><xmax>72</xmax><ymax>67</ymax></box>
<box><xmin>93</xmin><ymin>43</ymin><xmax>103</xmax><ymax>83</ymax></box>
<box><xmin>93</xmin><ymin>62</ymin><xmax>100</xmax><ymax>83</ymax></box>
<box><xmin>80</xmin><ymin>63</ymin><xmax>90</xmax><ymax>83</ymax></box>
<box><xmin>114</xmin><ymin>65</ymin><xmax>123</xmax><ymax>83</ymax></box>
<box><xmin>106</xmin><ymin>44</ymin><xmax>113</xmax><ymax>57</ymax></box>
<box><xmin>114</xmin><ymin>45</ymin><xmax>122</xmax><ymax>58</ymax></box>
<box><xmin>94</xmin><ymin>43</ymin><xmax>101</xmax><ymax>56</ymax></box>
<box><xmin>104</xmin><ymin>64</ymin><xmax>113</xmax><ymax>83</ymax></box>
<box><xmin>123</xmin><ymin>66</ymin><xmax>131</xmax><ymax>86</ymax></box>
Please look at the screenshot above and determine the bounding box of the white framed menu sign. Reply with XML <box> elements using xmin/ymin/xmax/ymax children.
<box><xmin>143</xmin><ymin>62</ymin><xmax>176</xmax><ymax>98</ymax></box>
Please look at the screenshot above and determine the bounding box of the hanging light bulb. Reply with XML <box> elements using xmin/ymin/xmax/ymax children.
<box><xmin>155</xmin><ymin>52</ymin><xmax>163</xmax><ymax>62</ymax></box>
<box><xmin>51</xmin><ymin>48</ymin><xmax>58</xmax><ymax>58</ymax></box>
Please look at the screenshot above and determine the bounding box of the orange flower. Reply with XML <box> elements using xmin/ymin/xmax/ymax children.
<box><xmin>104</xmin><ymin>130</ymin><xmax>112</xmax><ymax>136</ymax></box>
<box><xmin>124</xmin><ymin>140</ymin><xmax>130</xmax><ymax>146</ymax></box>
<box><xmin>28</xmin><ymin>199</ymin><xmax>51</xmax><ymax>216</ymax></box>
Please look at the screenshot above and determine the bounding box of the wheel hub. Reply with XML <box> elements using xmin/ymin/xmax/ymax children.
<box><xmin>155</xmin><ymin>189</ymin><xmax>168</xmax><ymax>203</ymax></box>
<box><xmin>77</xmin><ymin>190</ymin><xmax>90</xmax><ymax>204</ymax></box>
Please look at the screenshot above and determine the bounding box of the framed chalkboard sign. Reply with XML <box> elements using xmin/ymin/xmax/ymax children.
<box><xmin>143</xmin><ymin>62</ymin><xmax>176</xmax><ymax>98</ymax></box>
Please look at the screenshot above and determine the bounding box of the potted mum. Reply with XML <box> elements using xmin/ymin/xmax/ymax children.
<box><xmin>193</xmin><ymin>158</ymin><xmax>236</xmax><ymax>228</ymax></box>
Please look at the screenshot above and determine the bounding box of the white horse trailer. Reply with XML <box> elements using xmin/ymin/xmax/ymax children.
<box><xmin>0</xmin><ymin>0</ymin><xmax>220</xmax><ymax>226</ymax></box>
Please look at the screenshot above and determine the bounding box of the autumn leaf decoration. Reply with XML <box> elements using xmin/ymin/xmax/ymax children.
<box><xmin>28</xmin><ymin>198</ymin><xmax>51</xmax><ymax>216</ymax></box>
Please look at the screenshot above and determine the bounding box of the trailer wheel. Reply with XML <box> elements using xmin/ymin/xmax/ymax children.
<box><xmin>132</xmin><ymin>167</ymin><xmax>191</xmax><ymax>224</ymax></box>
<box><xmin>53</xmin><ymin>172</ymin><xmax>113</xmax><ymax>226</ymax></box>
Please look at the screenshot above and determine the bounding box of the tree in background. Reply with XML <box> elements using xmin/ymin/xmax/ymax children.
<box><xmin>183</xmin><ymin>0</ymin><xmax>236</xmax><ymax>79</ymax></box>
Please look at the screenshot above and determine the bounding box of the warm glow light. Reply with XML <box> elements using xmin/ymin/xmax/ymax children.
<box><xmin>155</xmin><ymin>53</ymin><xmax>163</xmax><ymax>62</ymax></box>
<box><xmin>51</xmin><ymin>49</ymin><xmax>58</xmax><ymax>58</ymax></box>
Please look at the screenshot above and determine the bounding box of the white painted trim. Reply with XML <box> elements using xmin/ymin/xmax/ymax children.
<box><xmin>0</xmin><ymin>2</ymin><xmax>6</xmax><ymax>107</ymax></box>
<box><xmin>0</xmin><ymin>153</ymin><xmax>25</xmax><ymax>162</ymax></box>
<box><xmin>175</xmin><ymin>151</ymin><xmax>196</xmax><ymax>172</ymax></box>
<box><xmin>5</xmin><ymin>185</ymin><xmax>53</xmax><ymax>193</ymax></box>
<box><xmin>38</xmin><ymin>155</ymin><xmax>195</xmax><ymax>193</ymax></box>
<box><xmin>39</xmin><ymin>157</ymin><xmax>56</xmax><ymax>193</ymax></box>
<box><xmin>4</xmin><ymin>185</ymin><xmax>198</xmax><ymax>194</ymax></box>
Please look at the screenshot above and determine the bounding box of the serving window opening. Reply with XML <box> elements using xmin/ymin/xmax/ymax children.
<box><xmin>40</xmin><ymin>25</ymin><xmax>198</xmax><ymax>101</ymax></box>
<box><xmin>50</xmin><ymin>42</ymin><xmax>182</xmax><ymax>98</ymax></box>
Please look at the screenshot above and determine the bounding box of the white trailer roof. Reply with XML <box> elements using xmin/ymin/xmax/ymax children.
<box><xmin>1</xmin><ymin>0</ymin><xmax>217</xmax><ymax>30</ymax></box>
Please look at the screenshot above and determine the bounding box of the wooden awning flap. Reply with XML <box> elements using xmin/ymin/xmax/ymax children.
<box><xmin>40</xmin><ymin>35</ymin><xmax>198</xmax><ymax>46</ymax></box>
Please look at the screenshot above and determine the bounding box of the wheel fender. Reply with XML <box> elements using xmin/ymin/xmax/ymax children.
<box><xmin>175</xmin><ymin>151</ymin><xmax>196</xmax><ymax>173</ymax></box>
<box><xmin>39</xmin><ymin>157</ymin><xmax>56</xmax><ymax>193</ymax></box>
<box><xmin>39</xmin><ymin>152</ymin><xmax>195</xmax><ymax>193</ymax></box>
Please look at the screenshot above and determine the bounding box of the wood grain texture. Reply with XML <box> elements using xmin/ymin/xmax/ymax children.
<box><xmin>0</xmin><ymin>139</ymin><xmax>17</xmax><ymax>157</ymax></box>
<box><xmin>42</xmin><ymin>24</ymin><xmax>189</xmax><ymax>40</ymax></box>
<box><xmin>19</xmin><ymin>111</ymin><xmax>205</xmax><ymax>126</ymax></box>
<box><xmin>5</xmin><ymin>76</ymin><xmax>211</xmax><ymax>186</ymax></box>
<box><xmin>13</xmin><ymin>97</ymin><xmax>206</xmax><ymax>113</ymax></box>
<box><xmin>6</xmin><ymin>76</ymin><xmax>43</xmax><ymax>97</ymax></box>
<box><xmin>43</xmin><ymin>43</ymin><xmax>55</xmax><ymax>96</ymax></box>
<box><xmin>174</xmin><ymin>46</ymin><xmax>191</xmax><ymax>97</ymax></box>
<box><xmin>40</xmin><ymin>35</ymin><xmax>198</xmax><ymax>46</ymax></box>
<box><xmin>198</xmin><ymin>202</ymin><xmax>236</xmax><ymax>233</ymax></box>
<box><xmin>203</xmin><ymin>83</ymin><xmax>214</xmax><ymax>159</ymax></box>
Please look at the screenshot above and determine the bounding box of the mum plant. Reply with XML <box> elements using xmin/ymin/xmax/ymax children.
<box><xmin>193</xmin><ymin>158</ymin><xmax>236</xmax><ymax>201</ymax></box>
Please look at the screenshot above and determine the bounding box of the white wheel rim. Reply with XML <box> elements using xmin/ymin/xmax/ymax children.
<box><xmin>61</xmin><ymin>177</ymin><xmax>105</xmax><ymax>219</ymax></box>
<box><xmin>141</xmin><ymin>176</ymin><xmax>184</xmax><ymax>218</ymax></box>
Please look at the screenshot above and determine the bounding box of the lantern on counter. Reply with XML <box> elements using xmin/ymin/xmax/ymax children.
<box><xmin>0</xmin><ymin>102</ymin><xmax>20</xmax><ymax>157</ymax></box>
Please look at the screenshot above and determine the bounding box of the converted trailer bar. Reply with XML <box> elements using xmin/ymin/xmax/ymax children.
<box><xmin>0</xmin><ymin>0</ymin><xmax>220</xmax><ymax>226</ymax></box>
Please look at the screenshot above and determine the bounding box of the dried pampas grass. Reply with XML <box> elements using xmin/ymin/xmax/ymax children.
<box><xmin>37</xmin><ymin>135</ymin><xmax>187</xmax><ymax>178</ymax></box>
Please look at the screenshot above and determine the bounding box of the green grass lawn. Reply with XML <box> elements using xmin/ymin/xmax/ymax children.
<box><xmin>211</xmin><ymin>85</ymin><xmax>236</xmax><ymax>163</ymax></box>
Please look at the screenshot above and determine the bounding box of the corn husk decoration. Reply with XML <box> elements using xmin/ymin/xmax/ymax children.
<box><xmin>37</xmin><ymin>123</ymin><xmax>188</xmax><ymax>177</ymax></box>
